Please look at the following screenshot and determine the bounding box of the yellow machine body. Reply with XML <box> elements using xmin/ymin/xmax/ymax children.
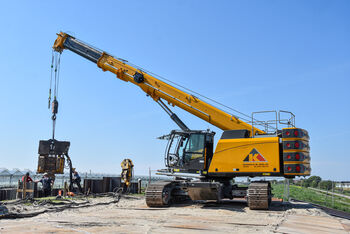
<box><xmin>208</xmin><ymin>137</ymin><xmax>280</xmax><ymax>174</ymax></box>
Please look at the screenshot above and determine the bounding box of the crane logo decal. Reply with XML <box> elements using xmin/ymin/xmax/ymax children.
<box><xmin>243</xmin><ymin>148</ymin><xmax>267</xmax><ymax>162</ymax></box>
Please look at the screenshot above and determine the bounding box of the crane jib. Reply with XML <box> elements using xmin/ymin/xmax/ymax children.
<box><xmin>63</xmin><ymin>37</ymin><xmax>102</xmax><ymax>64</ymax></box>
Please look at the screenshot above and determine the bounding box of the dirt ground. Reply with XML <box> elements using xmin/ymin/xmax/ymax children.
<box><xmin>1</xmin><ymin>195</ymin><xmax>349</xmax><ymax>233</ymax></box>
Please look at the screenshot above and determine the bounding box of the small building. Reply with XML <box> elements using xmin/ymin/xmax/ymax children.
<box><xmin>335</xmin><ymin>181</ymin><xmax>350</xmax><ymax>189</ymax></box>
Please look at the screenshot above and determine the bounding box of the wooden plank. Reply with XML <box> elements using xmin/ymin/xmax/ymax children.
<box><xmin>16</xmin><ymin>180</ymin><xmax>36</xmax><ymax>199</ymax></box>
<box><xmin>22</xmin><ymin>176</ymin><xmax>27</xmax><ymax>199</ymax></box>
<box><xmin>16</xmin><ymin>180</ymin><xmax>20</xmax><ymax>199</ymax></box>
<box><xmin>17</xmin><ymin>189</ymin><xmax>34</xmax><ymax>193</ymax></box>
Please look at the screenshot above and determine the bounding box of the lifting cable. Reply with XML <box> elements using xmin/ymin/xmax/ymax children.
<box><xmin>124</xmin><ymin>60</ymin><xmax>261</xmax><ymax>124</ymax></box>
<box><xmin>115</xmin><ymin>57</ymin><xmax>275</xmax><ymax>131</ymax></box>
<box><xmin>48</xmin><ymin>51</ymin><xmax>61</xmax><ymax>140</ymax></box>
<box><xmin>48</xmin><ymin>51</ymin><xmax>54</xmax><ymax>108</ymax></box>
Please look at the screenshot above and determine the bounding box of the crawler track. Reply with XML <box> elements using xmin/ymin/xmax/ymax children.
<box><xmin>145</xmin><ymin>181</ymin><xmax>174</xmax><ymax>207</ymax></box>
<box><xmin>247</xmin><ymin>182</ymin><xmax>271</xmax><ymax>210</ymax></box>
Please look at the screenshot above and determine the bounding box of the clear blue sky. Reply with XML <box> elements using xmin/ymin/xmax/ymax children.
<box><xmin>0</xmin><ymin>1</ymin><xmax>349</xmax><ymax>180</ymax></box>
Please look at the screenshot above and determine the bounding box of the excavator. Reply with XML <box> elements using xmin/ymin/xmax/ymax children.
<box><xmin>52</xmin><ymin>32</ymin><xmax>310</xmax><ymax>209</ymax></box>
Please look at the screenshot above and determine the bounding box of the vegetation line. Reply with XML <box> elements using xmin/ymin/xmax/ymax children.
<box><xmin>272</xmin><ymin>183</ymin><xmax>350</xmax><ymax>214</ymax></box>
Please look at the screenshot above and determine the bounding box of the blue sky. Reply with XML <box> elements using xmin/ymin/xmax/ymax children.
<box><xmin>0</xmin><ymin>1</ymin><xmax>349</xmax><ymax>180</ymax></box>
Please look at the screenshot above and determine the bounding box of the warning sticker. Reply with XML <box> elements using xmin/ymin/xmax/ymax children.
<box><xmin>243</xmin><ymin>148</ymin><xmax>267</xmax><ymax>162</ymax></box>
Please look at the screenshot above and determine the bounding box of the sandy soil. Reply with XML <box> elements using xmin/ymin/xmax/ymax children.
<box><xmin>0</xmin><ymin>195</ymin><xmax>349</xmax><ymax>233</ymax></box>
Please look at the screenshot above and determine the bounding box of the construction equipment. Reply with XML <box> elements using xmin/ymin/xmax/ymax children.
<box><xmin>37</xmin><ymin>49</ymin><xmax>74</xmax><ymax>188</ymax></box>
<box><xmin>37</xmin><ymin>139</ymin><xmax>70</xmax><ymax>174</ymax></box>
<box><xmin>121</xmin><ymin>159</ymin><xmax>134</xmax><ymax>192</ymax></box>
<box><xmin>52</xmin><ymin>32</ymin><xmax>310</xmax><ymax>209</ymax></box>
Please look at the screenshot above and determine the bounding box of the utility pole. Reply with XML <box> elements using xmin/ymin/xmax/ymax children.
<box><xmin>148</xmin><ymin>167</ymin><xmax>151</xmax><ymax>186</ymax></box>
<box><xmin>283</xmin><ymin>179</ymin><xmax>290</xmax><ymax>202</ymax></box>
<box><xmin>332</xmin><ymin>181</ymin><xmax>334</xmax><ymax>207</ymax></box>
<box><xmin>287</xmin><ymin>179</ymin><xmax>290</xmax><ymax>201</ymax></box>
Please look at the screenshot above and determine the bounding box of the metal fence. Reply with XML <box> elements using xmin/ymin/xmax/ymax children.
<box><xmin>0</xmin><ymin>168</ymin><xmax>165</xmax><ymax>189</ymax></box>
<box><xmin>276</xmin><ymin>179</ymin><xmax>350</xmax><ymax>214</ymax></box>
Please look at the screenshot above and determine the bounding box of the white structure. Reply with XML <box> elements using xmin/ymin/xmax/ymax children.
<box><xmin>335</xmin><ymin>181</ymin><xmax>350</xmax><ymax>189</ymax></box>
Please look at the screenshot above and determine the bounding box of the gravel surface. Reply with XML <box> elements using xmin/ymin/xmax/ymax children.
<box><xmin>0</xmin><ymin>195</ymin><xmax>349</xmax><ymax>233</ymax></box>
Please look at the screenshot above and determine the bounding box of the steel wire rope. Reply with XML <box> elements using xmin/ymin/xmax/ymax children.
<box><xmin>48</xmin><ymin>50</ymin><xmax>54</xmax><ymax>108</ymax></box>
<box><xmin>53</xmin><ymin>52</ymin><xmax>58</xmax><ymax>98</ymax></box>
<box><xmin>51</xmin><ymin>52</ymin><xmax>62</xmax><ymax>139</ymax></box>
<box><xmin>128</xmin><ymin>62</ymin><xmax>251</xmax><ymax>120</ymax></box>
<box><xmin>55</xmin><ymin>53</ymin><xmax>61</xmax><ymax>99</ymax></box>
<box><xmin>123</xmin><ymin>61</ymin><xmax>274</xmax><ymax>129</ymax></box>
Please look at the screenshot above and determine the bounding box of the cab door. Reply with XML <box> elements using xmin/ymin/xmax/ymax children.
<box><xmin>181</xmin><ymin>133</ymin><xmax>206</xmax><ymax>171</ymax></box>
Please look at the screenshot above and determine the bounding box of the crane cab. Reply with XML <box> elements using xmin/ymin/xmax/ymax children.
<box><xmin>165</xmin><ymin>130</ymin><xmax>215</xmax><ymax>173</ymax></box>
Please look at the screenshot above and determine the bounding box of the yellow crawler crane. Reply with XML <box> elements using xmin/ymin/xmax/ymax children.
<box><xmin>53</xmin><ymin>32</ymin><xmax>310</xmax><ymax>209</ymax></box>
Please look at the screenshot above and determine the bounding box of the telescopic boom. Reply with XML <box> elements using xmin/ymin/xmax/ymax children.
<box><xmin>53</xmin><ymin>32</ymin><xmax>265</xmax><ymax>135</ymax></box>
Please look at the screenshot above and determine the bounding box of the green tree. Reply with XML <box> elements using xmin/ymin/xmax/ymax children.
<box><xmin>305</xmin><ymin>176</ymin><xmax>322</xmax><ymax>188</ymax></box>
<box><xmin>300</xmin><ymin>179</ymin><xmax>307</xmax><ymax>187</ymax></box>
<box><xmin>319</xmin><ymin>180</ymin><xmax>333</xmax><ymax>190</ymax></box>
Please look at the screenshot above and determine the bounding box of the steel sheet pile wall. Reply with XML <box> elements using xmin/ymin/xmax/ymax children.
<box><xmin>0</xmin><ymin>188</ymin><xmax>17</xmax><ymax>201</ymax></box>
<box><xmin>84</xmin><ymin>177</ymin><xmax>121</xmax><ymax>194</ymax></box>
<box><xmin>83</xmin><ymin>177</ymin><xmax>139</xmax><ymax>194</ymax></box>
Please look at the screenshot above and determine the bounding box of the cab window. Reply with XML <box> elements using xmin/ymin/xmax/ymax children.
<box><xmin>183</xmin><ymin>134</ymin><xmax>205</xmax><ymax>163</ymax></box>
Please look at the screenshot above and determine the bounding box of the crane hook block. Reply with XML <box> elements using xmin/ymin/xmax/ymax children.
<box><xmin>52</xmin><ymin>99</ymin><xmax>59</xmax><ymax>114</ymax></box>
<box><xmin>133</xmin><ymin>72</ymin><xmax>144</xmax><ymax>83</ymax></box>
